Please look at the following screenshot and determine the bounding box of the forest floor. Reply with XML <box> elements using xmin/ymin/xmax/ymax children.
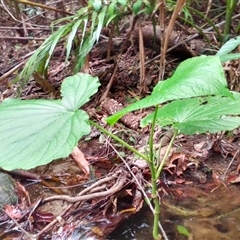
<box><xmin>0</xmin><ymin>2</ymin><xmax>240</xmax><ymax>239</ymax></box>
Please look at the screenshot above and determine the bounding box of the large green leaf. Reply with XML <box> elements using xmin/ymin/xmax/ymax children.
<box><xmin>0</xmin><ymin>74</ymin><xmax>100</xmax><ymax>170</ymax></box>
<box><xmin>61</xmin><ymin>73</ymin><xmax>100</xmax><ymax>110</ymax></box>
<box><xmin>141</xmin><ymin>92</ymin><xmax>240</xmax><ymax>134</ymax></box>
<box><xmin>107</xmin><ymin>56</ymin><xmax>232</xmax><ymax>125</ymax></box>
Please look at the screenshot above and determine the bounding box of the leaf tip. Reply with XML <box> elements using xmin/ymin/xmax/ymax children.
<box><xmin>106</xmin><ymin>114</ymin><xmax>121</xmax><ymax>126</ymax></box>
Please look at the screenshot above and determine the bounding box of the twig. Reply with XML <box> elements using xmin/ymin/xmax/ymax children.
<box><xmin>4</xmin><ymin>210</ymin><xmax>37</xmax><ymax>239</ymax></box>
<box><xmin>42</xmin><ymin>170</ymin><xmax>127</xmax><ymax>203</ymax></box>
<box><xmin>1</xmin><ymin>0</ymin><xmax>23</xmax><ymax>23</ymax></box>
<box><xmin>34</xmin><ymin>216</ymin><xmax>63</xmax><ymax>238</ymax></box>
<box><xmin>0</xmin><ymin>36</ymin><xmax>46</xmax><ymax>40</ymax></box>
<box><xmin>144</xmin><ymin>12</ymin><xmax>240</xmax><ymax>68</ymax></box>
<box><xmin>34</xmin><ymin>172</ymin><xmax>127</xmax><ymax>237</ymax></box>
<box><xmin>223</xmin><ymin>149</ymin><xmax>240</xmax><ymax>180</ymax></box>
<box><xmin>78</xmin><ymin>172</ymin><xmax>120</xmax><ymax>196</ymax></box>
<box><xmin>138</xmin><ymin>23</ymin><xmax>146</xmax><ymax>93</ymax></box>
<box><xmin>159</xmin><ymin>0</ymin><xmax>186</xmax><ymax>80</ymax></box>
<box><xmin>0</xmin><ymin>50</ymin><xmax>36</xmax><ymax>83</ymax></box>
<box><xmin>100</xmin><ymin>14</ymin><xmax>137</xmax><ymax>101</ymax></box>
<box><xmin>6</xmin><ymin>169</ymin><xmax>64</xmax><ymax>194</ymax></box>
<box><xmin>0</xmin><ymin>26</ymin><xmax>53</xmax><ymax>30</ymax></box>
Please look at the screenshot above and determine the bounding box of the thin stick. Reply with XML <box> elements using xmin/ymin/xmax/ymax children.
<box><xmin>43</xmin><ymin>170</ymin><xmax>126</xmax><ymax>203</ymax></box>
<box><xmin>223</xmin><ymin>149</ymin><xmax>239</xmax><ymax>180</ymax></box>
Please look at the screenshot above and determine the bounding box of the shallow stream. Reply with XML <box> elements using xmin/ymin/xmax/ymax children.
<box><xmin>109</xmin><ymin>184</ymin><xmax>240</xmax><ymax>240</ymax></box>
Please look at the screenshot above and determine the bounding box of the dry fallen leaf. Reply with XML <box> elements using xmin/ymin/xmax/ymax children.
<box><xmin>71</xmin><ymin>146</ymin><xmax>89</xmax><ymax>175</ymax></box>
<box><xmin>4</xmin><ymin>205</ymin><xmax>22</xmax><ymax>219</ymax></box>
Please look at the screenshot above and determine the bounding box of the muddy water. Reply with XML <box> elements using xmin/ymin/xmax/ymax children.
<box><xmin>108</xmin><ymin>184</ymin><xmax>240</xmax><ymax>240</ymax></box>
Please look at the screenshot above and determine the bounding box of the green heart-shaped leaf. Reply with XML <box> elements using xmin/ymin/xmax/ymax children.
<box><xmin>0</xmin><ymin>73</ymin><xmax>100</xmax><ymax>170</ymax></box>
<box><xmin>107</xmin><ymin>56</ymin><xmax>232</xmax><ymax>125</ymax></box>
<box><xmin>141</xmin><ymin>92</ymin><xmax>240</xmax><ymax>134</ymax></box>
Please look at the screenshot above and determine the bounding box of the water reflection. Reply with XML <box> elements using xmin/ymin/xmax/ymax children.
<box><xmin>108</xmin><ymin>185</ymin><xmax>240</xmax><ymax>240</ymax></box>
<box><xmin>108</xmin><ymin>206</ymin><xmax>152</xmax><ymax>240</ymax></box>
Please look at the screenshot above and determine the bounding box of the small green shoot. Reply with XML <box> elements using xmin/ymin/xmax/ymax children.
<box><xmin>177</xmin><ymin>225</ymin><xmax>191</xmax><ymax>237</ymax></box>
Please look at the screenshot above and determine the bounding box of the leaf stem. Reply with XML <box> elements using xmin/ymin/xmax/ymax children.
<box><xmin>224</xmin><ymin>0</ymin><xmax>237</xmax><ymax>37</ymax></box>
<box><xmin>149</xmin><ymin>105</ymin><xmax>159</xmax><ymax>166</ymax></box>
<box><xmin>89</xmin><ymin>120</ymin><xmax>149</xmax><ymax>162</ymax></box>
<box><xmin>156</xmin><ymin>129</ymin><xmax>178</xmax><ymax>179</ymax></box>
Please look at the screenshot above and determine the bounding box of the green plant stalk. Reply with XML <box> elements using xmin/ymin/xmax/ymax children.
<box><xmin>92</xmin><ymin>106</ymin><xmax>163</xmax><ymax>239</ymax></box>
<box><xmin>149</xmin><ymin>105</ymin><xmax>159</xmax><ymax>167</ymax></box>
<box><xmin>150</xmin><ymin>172</ymin><xmax>161</xmax><ymax>240</ymax></box>
<box><xmin>89</xmin><ymin>120</ymin><xmax>149</xmax><ymax>162</ymax></box>
<box><xmin>156</xmin><ymin>129</ymin><xmax>178</xmax><ymax>179</ymax></box>
<box><xmin>148</xmin><ymin>106</ymin><xmax>161</xmax><ymax>240</ymax></box>
<box><xmin>224</xmin><ymin>0</ymin><xmax>237</xmax><ymax>37</ymax></box>
<box><xmin>91</xmin><ymin>118</ymin><xmax>162</xmax><ymax>239</ymax></box>
<box><xmin>91</xmin><ymin>110</ymin><xmax>176</xmax><ymax>240</ymax></box>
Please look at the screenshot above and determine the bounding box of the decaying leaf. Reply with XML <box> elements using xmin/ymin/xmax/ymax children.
<box><xmin>71</xmin><ymin>146</ymin><xmax>89</xmax><ymax>175</ymax></box>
